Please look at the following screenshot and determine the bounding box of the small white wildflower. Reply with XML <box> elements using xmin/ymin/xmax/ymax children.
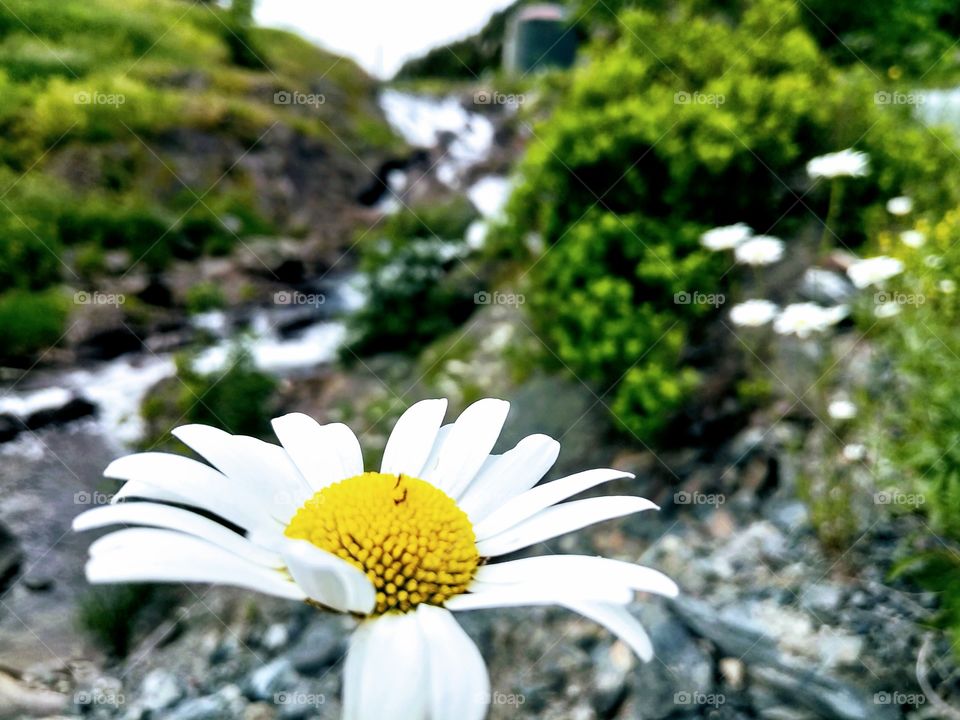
<box><xmin>734</xmin><ymin>236</ymin><xmax>784</xmax><ymax>266</ymax></box>
<box><xmin>846</xmin><ymin>256</ymin><xmax>904</xmax><ymax>289</ymax></box>
<box><xmin>842</xmin><ymin>444</ymin><xmax>866</xmax><ymax>462</ymax></box>
<box><xmin>886</xmin><ymin>196</ymin><xmax>913</xmax><ymax>216</ymax></box>
<box><xmin>701</xmin><ymin>223</ymin><xmax>753</xmax><ymax>251</ymax></box>
<box><xmin>939</xmin><ymin>279</ymin><xmax>956</xmax><ymax>294</ymax></box>
<box><xmin>900</xmin><ymin>230</ymin><xmax>926</xmax><ymax>248</ymax></box>
<box><xmin>730</xmin><ymin>299</ymin><xmax>779</xmax><ymax>327</ymax></box>
<box><xmin>828</xmin><ymin>399</ymin><xmax>857</xmax><ymax>420</ymax></box>
<box><xmin>773</xmin><ymin>303</ymin><xmax>848</xmax><ymax>338</ymax></box>
<box><xmin>806</xmin><ymin>149</ymin><xmax>870</xmax><ymax>179</ymax></box>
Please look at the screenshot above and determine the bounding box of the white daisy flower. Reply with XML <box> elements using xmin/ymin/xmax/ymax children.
<box><xmin>828</xmin><ymin>399</ymin><xmax>857</xmax><ymax>420</ymax></box>
<box><xmin>730</xmin><ymin>299</ymin><xmax>779</xmax><ymax>327</ymax></box>
<box><xmin>900</xmin><ymin>230</ymin><xmax>926</xmax><ymax>248</ymax></box>
<box><xmin>940</xmin><ymin>279</ymin><xmax>956</xmax><ymax>294</ymax></box>
<box><xmin>846</xmin><ymin>256</ymin><xmax>904</xmax><ymax>289</ymax></box>
<box><xmin>74</xmin><ymin>399</ymin><xmax>676</xmax><ymax>720</ymax></box>
<box><xmin>701</xmin><ymin>223</ymin><xmax>753</xmax><ymax>251</ymax></box>
<box><xmin>886</xmin><ymin>196</ymin><xmax>913</xmax><ymax>216</ymax></box>
<box><xmin>734</xmin><ymin>235</ymin><xmax>784</xmax><ymax>266</ymax></box>
<box><xmin>773</xmin><ymin>303</ymin><xmax>848</xmax><ymax>339</ymax></box>
<box><xmin>806</xmin><ymin>149</ymin><xmax>870</xmax><ymax>179</ymax></box>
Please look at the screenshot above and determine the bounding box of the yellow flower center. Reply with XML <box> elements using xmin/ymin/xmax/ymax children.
<box><xmin>285</xmin><ymin>472</ymin><xmax>479</xmax><ymax>615</ymax></box>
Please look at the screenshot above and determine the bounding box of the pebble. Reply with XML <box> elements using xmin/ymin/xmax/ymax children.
<box><xmin>140</xmin><ymin>668</ymin><xmax>183</xmax><ymax>711</ymax></box>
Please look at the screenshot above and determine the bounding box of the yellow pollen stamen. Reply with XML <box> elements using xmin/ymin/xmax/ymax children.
<box><xmin>285</xmin><ymin>472</ymin><xmax>479</xmax><ymax>615</ymax></box>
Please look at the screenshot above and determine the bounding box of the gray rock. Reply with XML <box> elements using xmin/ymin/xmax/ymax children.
<box><xmin>671</xmin><ymin>597</ymin><xmax>895</xmax><ymax>720</ymax></box>
<box><xmin>167</xmin><ymin>685</ymin><xmax>246</xmax><ymax>720</ymax></box>
<box><xmin>766</xmin><ymin>500</ymin><xmax>811</xmax><ymax>534</ymax></box>
<box><xmin>140</xmin><ymin>668</ymin><xmax>183</xmax><ymax>711</ymax></box>
<box><xmin>590</xmin><ymin>641</ymin><xmax>633</xmax><ymax>716</ymax></box>
<box><xmin>262</xmin><ymin>623</ymin><xmax>289</xmax><ymax>652</ymax></box>
<box><xmin>631</xmin><ymin>602</ymin><xmax>713</xmax><ymax>720</ymax></box>
<box><xmin>800</xmin><ymin>583</ymin><xmax>843</xmax><ymax>614</ymax></box>
<box><xmin>800</xmin><ymin>268</ymin><xmax>856</xmax><ymax>305</ymax></box>
<box><xmin>286</xmin><ymin>622</ymin><xmax>345</xmax><ymax>675</ymax></box>
<box><xmin>245</xmin><ymin>658</ymin><xmax>298</xmax><ymax>702</ymax></box>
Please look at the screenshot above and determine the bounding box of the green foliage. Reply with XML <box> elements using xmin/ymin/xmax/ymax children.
<box><xmin>861</xmin><ymin>208</ymin><xmax>960</xmax><ymax>650</ymax></box>
<box><xmin>141</xmin><ymin>346</ymin><xmax>277</xmax><ymax>450</ymax></box>
<box><xmin>185</xmin><ymin>281</ymin><xmax>226</xmax><ymax>314</ymax></box>
<box><xmin>575</xmin><ymin>0</ymin><xmax>960</xmax><ymax>79</ymax></box>
<box><xmin>498</xmin><ymin>0</ymin><xmax>960</xmax><ymax>442</ymax></box>
<box><xmin>346</xmin><ymin>199</ymin><xmax>483</xmax><ymax>358</ymax></box>
<box><xmin>0</xmin><ymin>288</ymin><xmax>69</xmax><ymax>362</ymax></box>
<box><xmin>865</xmin><ymin>209</ymin><xmax>960</xmax><ymax>535</ymax></box>
<box><xmin>76</xmin><ymin>584</ymin><xmax>156</xmax><ymax>657</ymax></box>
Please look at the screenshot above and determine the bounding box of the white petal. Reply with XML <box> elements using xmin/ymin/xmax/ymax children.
<box><xmin>418</xmin><ymin>424</ymin><xmax>453</xmax><ymax>480</ymax></box>
<box><xmin>423</xmin><ymin>398</ymin><xmax>510</xmax><ymax>499</ymax></box>
<box><xmin>343</xmin><ymin>613</ymin><xmax>427</xmax><ymax>720</ymax></box>
<box><xmin>106</xmin><ymin>453</ymin><xmax>268</xmax><ymax>533</ymax></box>
<box><xmin>73</xmin><ymin>503</ymin><xmax>282</xmax><ymax>567</ymax></box>
<box><xmin>446</xmin><ymin>584</ymin><xmax>632</xmax><ymax>610</ymax></box>
<box><xmin>173</xmin><ymin>424</ymin><xmax>312</xmax><ymax>514</ymax></box>
<box><xmin>281</xmin><ymin>539</ymin><xmax>375</xmax><ymax>614</ymax></box>
<box><xmin>458</xmin><ymin>434</ymin><xmax>560</xmax><ymax>524</ymax></box>
<box><xmin>380</xmin><ymin>399</ymin><xmax>448</xmax><ymax>477</ymax></box>
<box><xmin>474</xmin><ymin>556</ymin><xmax>679</xmax><ymax>598</ymax></box>
<box><xmin>561</xmin><ymin>600</ymin><xmax>654</xmax><ymax>661</ymax></box>
<box><xmin>270</xmin><ymin>414</ymin><xmax>364</xmax><ymax>492</ymax></box>
<box><xmin>417</xmin><ymin>605</ymin><xmax>489</xmax><ymax>720</ymax></box>
<box><xmin>85</xmin><ymin>528</ymin><xmax>305</xmax><ymax>600</ymax></box>
<box><xmin>473</xmin><ymin>468</ymin><xmax>632</xmax><ymax>539</ymax></box>
<box><xmin>475</xmin><ymin>497</ymin><xmax>658</xmax><ymax>557</ymax></box>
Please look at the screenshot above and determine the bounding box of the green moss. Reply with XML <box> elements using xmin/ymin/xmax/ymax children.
<box><xmin>0</xmin><ymin>288</ymin><xmax>69</xmax><ymax>362</ymax></box>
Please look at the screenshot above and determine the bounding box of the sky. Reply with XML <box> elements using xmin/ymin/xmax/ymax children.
<box><xmin>253</xmin><ymin>0</ymin><xmax>518</xmax><ymax>78</ymax></box>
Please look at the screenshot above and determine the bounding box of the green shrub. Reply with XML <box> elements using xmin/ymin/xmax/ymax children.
<box><xmin>496</xmin><ymin>0</ymin><xmax>960</xmax><ymax>442</ymax></box>
<box><xmin>76</xmin><ymin>584</ymin><xmax>156</xmax><ymax>658</ymax></box>
<box><xmin>141</xmin><ymin>346</ymin><xmax>278</xmax><ymax>450</ymax></box>
<box><xmin>576</xmin><ymin>0</ymin><xmax>960</xmax><ymax>79</ymax></box>
<box><xmin>345</xmin><ymin>200</ymin><xmax>482</xmax><ymax>358</ymax></box>
<box><xmin>0</xmin><ymin>288</ymin><xmax>69</xmax><ymax>361</ymax></box>
<box><xmin>185</xmin><ymin>281</ymin><xmax>226</xmax><ymax>314</ymax></box>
